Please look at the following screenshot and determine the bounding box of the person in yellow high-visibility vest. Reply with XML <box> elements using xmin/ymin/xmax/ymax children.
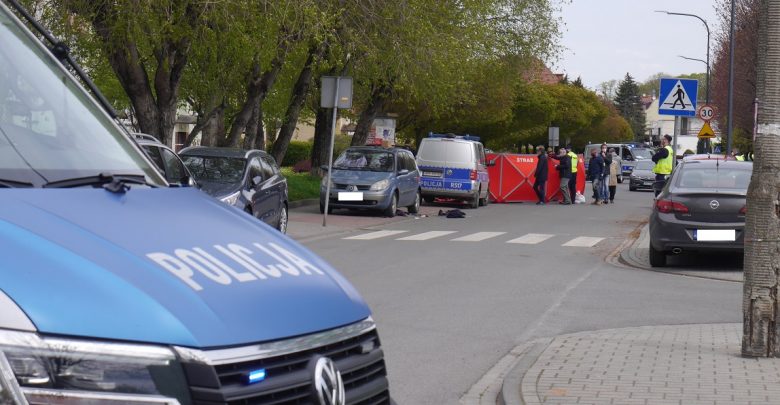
<box><xmin>566</xmin><ymin>145</ymin><xmax>578</xmax><ymax>203</ymax></box>
<box><xmin>651</xmin><ymin>135</ymin><xmax>674</xmax><ymax>197</ymax></box>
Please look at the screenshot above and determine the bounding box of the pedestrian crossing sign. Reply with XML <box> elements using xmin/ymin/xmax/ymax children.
<box><xmin>658</xmin><ymin>78</ymin><xmax>698</xmax><ymax>117</ymax></box>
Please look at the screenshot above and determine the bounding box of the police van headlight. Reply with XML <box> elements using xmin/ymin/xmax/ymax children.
<box><xmin>219</xmin><ymin>191</ymin><xmax>241</xmax><ymax>206</ymax></box>
<box><xmin>369</xmin><ymin>179</ymin><xmax>389</xmax><ymax>191</ymax></box>
<box><xmin>0</xmin><ymin>330</ymin><xmax>189</xmax><ymax>404</ymax></box>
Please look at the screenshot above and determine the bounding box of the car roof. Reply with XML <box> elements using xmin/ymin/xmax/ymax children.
<box><xmin>680</xmin><ymin>159</ymin><xmax>752</xmax><ymax>169</ymax></box>
<box><xmin>179</xmin><ymin>146</ymin><xmax>267</xmax><ymax>159</ymax></box>
<box><xmin>344</xmin><ymin>146</ymin><xmax>406</xmax><ymax>154</ymax></box>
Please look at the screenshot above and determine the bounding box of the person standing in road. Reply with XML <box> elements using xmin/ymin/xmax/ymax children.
<box><xmin>555</xmin><ymin>147</ymin><xmax>572</xmax><ymax>205</ymax></box>
<box><xmin>533</xmin><ymin>146</ymin><xmax>548</xmax><ymax>205</ymax></box>
<box><xmin>589</xmin><ymin>149</ymin><xmax>604</xmax><ymax>205</ymax></box>
<box><xmin>599</xmin><ymin>143</ymin><xmax>611</xmax><ymax>204</ymax></box>
<box><xmin>566</xmin><ymin>145</ymin><xmax>578</xmax><ymax>203</ymax></box>
<box><xmin>652</xmin><ymin>134</ymin><xmax>674</xmax><ymax>196</ymax></box>
<box><xmin>608</xmin><ymin>148</ymin><xmax>619</xmax><ymax>203</ymax></box>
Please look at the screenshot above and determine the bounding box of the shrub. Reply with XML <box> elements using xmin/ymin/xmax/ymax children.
<box><xmin>281</xmin><ymin>141</ymin><xmax>313</xmax><ymax>167</ymax></box>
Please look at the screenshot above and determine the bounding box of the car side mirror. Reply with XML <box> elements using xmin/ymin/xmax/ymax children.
<box><xmin>398</xmin><ymin>169</ymin><xmax>409</xmax><ymax>176</ymax></box>
<box><xmin>487</xmin><ymin>159</ymin><xmax>496</xmax><ymax>167</ymax></box>
<box><xmin>252</xmin><ymin>176</ymin><xmax>263</xmax><ymax>186</ymax></box>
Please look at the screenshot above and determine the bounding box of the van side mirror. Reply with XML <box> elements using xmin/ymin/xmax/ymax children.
<box><xmin>487</xmin><ymin>159</ymin><xmax>496</xmax><ymax>167</ymax></box>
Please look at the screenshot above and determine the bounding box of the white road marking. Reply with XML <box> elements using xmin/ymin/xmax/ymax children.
<box><xmin>451</xmin><ymin>232</ymin><xmax>506</xmax><ymax>242</ymax></box>
<box><xmin>562</xmin><ymin>236</ymin><xmax>604</xmax><ymax>247</ymax></box>
<box><xmin>397</xmin><ymin>231</ymin><xmax>458</xmax><ymax>241</ymax></box>
<box><xmin>343</xmin><ymin>230</ymin><xmax>408</xmax><ymax>240</ymax></box>
<box><xmin>506</xmin><ymin>233</ymin><xmax>554</xmax><ymax>245</ymax></box>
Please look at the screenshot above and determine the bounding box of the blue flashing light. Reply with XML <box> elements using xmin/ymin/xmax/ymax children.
<box><xmin>428</xmin><ymin>132</ymin><xmax>481</xmax><ymax>142</ymax></box>
<box><xmin>248</xmin><ymin>369</ymin><xmax>266</xmax><ymax>384</ymax></box>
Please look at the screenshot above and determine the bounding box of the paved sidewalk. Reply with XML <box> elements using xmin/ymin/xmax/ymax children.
<box><xmin>619</xmin><ymin>224</ymin><xmax>743</xmax><ymax>283</ymax></box>
<box><xmin>507</xmin><ymin>324</ymin><xmax>780</xmax><ymax>405</ymax></box>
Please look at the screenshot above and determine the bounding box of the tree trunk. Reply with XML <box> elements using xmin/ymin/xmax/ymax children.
<box><xmin>223</xmin><ymin>49</ymin><xmax>287</xmax><ymax>148</ymax></box>
<box><xmin>271</xmin><ymin>43</ymin><xmax>324</xmax><ymax>164</ymax></box>
<box><xmin>186</xmin><ymin>102</ymin><xmax>223</xmax><ymax>147</ymax></box>
<box><xmin>243</xmin><ymin>102</ymin><xmax>261</xmax><ymax>149</ymax></box>
<box><xmin>742</xmin><ymin>0</ymin><xmax>780</xmax><ymax>358</ymax></box>
<box><xmin>201</xmin><ymin>108</ymin><xmax>225</xmax><ymax>147</ymax></box>
<box><xmin>254</xmin><ymin>108</ymin><xmax>266</xmax><ymax>151</ymax></box>
<box><xmin>351</xmin><ymin>83</ymin><xmax>393</xmax><ymax>146</ymax></box>
<box><xmin>310</xmin><ymin>106</ymin><xmax>334</xmax><ymax>175</ymax></box>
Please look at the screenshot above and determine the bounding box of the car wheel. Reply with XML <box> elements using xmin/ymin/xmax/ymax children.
<box><xmin>277</xmin><ymin>204</ymin><xmax>288</xmax><ymax>234</ymax></box>
<box><xmin>470</xmin><ymin>189</ymin><xmax>480</xmax><ymax>209</ymax></box>
<box><xmin>319</xmin><ymin>201</ymin><xmax>332</xmax><ymax>214</ymax></box>
<box><xmin>384</xmin><ymin>193</ymin><xmax>398</xmax><ymax>217</ymax></box>
<box><xmin>408</xmin><ymin>190</ymin><xmax>420</xmax><ymax>214</ymax></box>
<box><xmin>479</xmin><ymin>187</ymin><xmax>489</xmax><ymax>206</ymax></box>
<box><xmin>649</xmin><ymin>243</ymin><xmax>667</xmax><ymax>267</ymax></box>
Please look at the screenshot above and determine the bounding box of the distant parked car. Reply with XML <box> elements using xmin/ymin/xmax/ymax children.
<box><xmin>180</xmin><ymin>147</ymin><xmax>289</xmax><ymax>233</ymax></box>
<box><xmin>132</xmin><ymin>133</ymin><xmax>197</xmax><ymax>187</ymax></box>
<box><xmin>628</xmin><ymin>160</ymin><xmax>655</xmax><ymax>191</ymax></box>
<box><xmin>320</xmin><ymin>146</ymin><xmax>420</xmax><ymax>217</ymax></box>
<box><xmin>648</xmin><ymin>159</ymin><xmax>751</xmax><ymax>267</ymax></box>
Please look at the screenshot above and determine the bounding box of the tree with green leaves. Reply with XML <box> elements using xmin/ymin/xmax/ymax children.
<box><xmin>613</xmin><ymin>73</ymin><xmax>646</xmax><ymax>140</ymax></box>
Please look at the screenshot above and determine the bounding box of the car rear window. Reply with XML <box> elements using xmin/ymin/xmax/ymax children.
<box><xmin>676</xmin><ymin>166</ymin><xmax>752</xmax><ymax>190</ymax></box>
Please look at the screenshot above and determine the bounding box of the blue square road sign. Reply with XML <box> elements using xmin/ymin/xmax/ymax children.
<box><xmin>658</xmin><ymin>78</ymin><xmax>698</xmax><ymax>117</ymax></box>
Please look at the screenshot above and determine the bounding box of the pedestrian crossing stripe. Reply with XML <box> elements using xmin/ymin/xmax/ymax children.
<box><xmin>343</xmin><ymin>231</ymin><xmax>604</xmax><ymax>247</ymax></box>
<box><xmin>658</xmin><ymin>78</ymin><xmax>698</xmax><ymax>117</ymax></box>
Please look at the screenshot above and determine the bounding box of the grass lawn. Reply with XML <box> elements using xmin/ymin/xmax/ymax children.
<box><xmin>281</xmin><ymin>167</ymin><xmax>321</xmax><ymax>201</ymax></box>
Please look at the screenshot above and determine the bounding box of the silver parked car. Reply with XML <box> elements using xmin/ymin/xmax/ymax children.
<box><xmin>628</xmin><ymin>160</ymin><xmax>655</xmax><ymax>191</ymax></box>
<box><xmin>320</xmin><ymin>147</ymin><xmax>420</xmax><ymax>217</ymax></box>
<box><xmin>648</xmin><ymin>159</ymin><xmax>751</xmax><ymax>267</ymax></box>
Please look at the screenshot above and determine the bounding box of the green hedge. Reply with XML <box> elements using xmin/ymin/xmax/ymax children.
<box><xmin>280</xmin><ymin>141</ymin><xmax>313</xmax><ymax>167</ymax></box>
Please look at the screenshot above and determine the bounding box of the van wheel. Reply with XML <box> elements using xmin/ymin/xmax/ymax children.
<box><xmin>408</xmin><ymin>190</ymin><xmax>421</xmax><ymax>214</ymax></box>
<box><xmin>470</xmin><ymin>190</ymin><xmax>480</xmax><ymax>209</ymax></box>
<box><xmin>384</xmin><ymin>193</ymin><xmax>398</xmax><ymax>217</ymax></box>
<box><xmin>649</xmin><ymin>244</ymin><xmax>667</xmax><ymax>267</ymax></box>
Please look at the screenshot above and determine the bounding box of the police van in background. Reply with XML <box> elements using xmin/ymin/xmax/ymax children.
<box><xmin>0</xmin><ymin>2</ymin><xmax>389</xmax><ymax>404</ymax></box>
<box><xmin>416</xmin><ymin>133</ymin><xmax>494</xmax><ymax>208</ymax></box>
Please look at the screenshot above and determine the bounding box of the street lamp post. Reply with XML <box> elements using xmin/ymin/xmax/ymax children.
<box><xmin>656</xmin><ymin>10</ymin><xmax>711</xmax><ymax>151</ymax></box>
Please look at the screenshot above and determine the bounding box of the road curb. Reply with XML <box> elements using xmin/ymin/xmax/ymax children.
<box><xmin>288</xmin><ymin>199</ymin><xmax>318</xmax><ymax>209</ymax></box>
<box><xmin>498</xmin><ymin>338</ymin><xmax>552</xmax><ymax>405</ymax></box>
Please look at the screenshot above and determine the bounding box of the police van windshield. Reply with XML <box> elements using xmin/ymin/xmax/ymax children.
<box><xmin>0</xmin><ymin>7</ymin><xmax>163</xmax><ymax>187</ymax></box>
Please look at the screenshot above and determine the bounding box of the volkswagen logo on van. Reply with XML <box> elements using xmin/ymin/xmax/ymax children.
<box><xmin>346</xmin><ymin>185</ymin><xmax>357</xmax><ymax>192</ymax></box>
<box><xmin>309</xmin><ymin>356</ymin><xmax>345</xmax><ymax>405</ymax></box>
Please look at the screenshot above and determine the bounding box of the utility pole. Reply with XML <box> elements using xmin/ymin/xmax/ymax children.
<box><xmin>742</xmin><ymin>0</ymin><xmax>780</xmax><ymax>358</ymax></box>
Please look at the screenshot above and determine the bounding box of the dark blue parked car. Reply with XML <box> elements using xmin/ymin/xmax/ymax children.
<box><xmin>180</xmin><ymin>147</ymin><xmax>289</xmax><ymax>233</ymax></box>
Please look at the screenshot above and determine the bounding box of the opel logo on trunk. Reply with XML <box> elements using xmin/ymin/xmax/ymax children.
<box><xmin>710</xmin><ymin>200</ymin><xmax>720</xmax><ymax>210</ymax></box>
<box><xmin>310</xmin><ymin>356</ymin><xmax>345</xmax><ymax>405</ymax></box>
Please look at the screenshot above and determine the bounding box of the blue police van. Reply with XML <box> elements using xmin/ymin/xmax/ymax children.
<box><xmin>0</xmin><ymin>2</ymin><xmax>388</xmax><ymax>404</ymax></box>
<box><xmin>415</xmin><ymin>133</ymin><xmax>493</xmax><ymax>208</ymax></box>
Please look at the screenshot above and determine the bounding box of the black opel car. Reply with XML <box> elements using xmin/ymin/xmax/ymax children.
<box><xmin>180</xmin><ymin>147</ymin><xmax>289</xmax><ymax>233</ymax></box>
<box><xmin>648</xmin><ymin>159</ymin><xmax>751</xmax><ymax>267</ymax></box>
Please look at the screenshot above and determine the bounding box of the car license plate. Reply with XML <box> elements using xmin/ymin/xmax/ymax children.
<box><xmin>694</xmin><ymin>229</ymin><xmax>736</xmax><ymax>242</ymax></box>
<box><xmin>338</xmin><ymin>192</ymin><xmax>363</xmax><ymax>201</ymax></box>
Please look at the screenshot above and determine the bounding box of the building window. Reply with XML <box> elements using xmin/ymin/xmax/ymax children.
<box><xmin>175</xmin><ymin>132</ymin><xmax>187</xmax><ymax>152</ymax></box>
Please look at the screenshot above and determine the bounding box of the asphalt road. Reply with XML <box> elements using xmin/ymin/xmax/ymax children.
<box><xmin>290</xmin><ymin>184</ymin><xmax>743</xmax><ymax>404</ymax></box>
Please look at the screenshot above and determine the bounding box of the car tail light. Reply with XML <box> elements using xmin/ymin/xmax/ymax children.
<box><xmin>655</xmin><ymin>199</ymin><xmax>689</xmax><ymax>214</ymax></box>
<box><xmin>470</xmin><ymin>170</ymin><xmax>477</xmax><ymax>180</ymax></box>
<box><xmin>740</xmin><ymin>205</ymin><xmax>747</xmax><ymax>215</ymax></box>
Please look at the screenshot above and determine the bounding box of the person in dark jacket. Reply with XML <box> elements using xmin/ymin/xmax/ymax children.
<box><xmin>589</xmin><ymin>150</ymin><xmax>605</xmax><ymax>205</ymax></box>
<box><xmin>533</xmin><ymin>146</ymin><xmax>549</xmax><ymax>205</ymax></box>
<box><xmin>599</xmin><ymin>143</ymin><xmax>612</xmax><ymax>204</ymax></box>
<box><xmin>555</xmin><ymin>147</ymin><xmax>572</xmax><ymax>205</ymax></box>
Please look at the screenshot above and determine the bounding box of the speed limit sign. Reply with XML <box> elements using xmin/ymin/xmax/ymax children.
<box><xmin>698</xmin><ymin>104</ymin><xmax>715</xmax><ymax>121</ymax></box>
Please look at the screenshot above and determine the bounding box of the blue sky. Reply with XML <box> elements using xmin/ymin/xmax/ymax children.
<box><xmin>556</xmin><ymin>0</ymin><xmax>719</xmax><ymax>91</ymax></box>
